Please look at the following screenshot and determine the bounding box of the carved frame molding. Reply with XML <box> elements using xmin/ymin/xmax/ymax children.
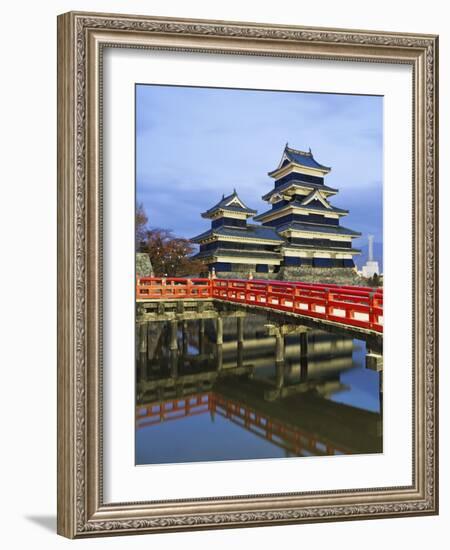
<box><xmin>57</xmin><ymin>11</ymin><xmax>438</xmax><ymax>538</ymax></box>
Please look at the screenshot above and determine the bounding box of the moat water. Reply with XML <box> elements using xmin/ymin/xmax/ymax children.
<box><xmin>135</xmin><ymin>310</ymin><xmax>382</xmax><ymax>465</ymax></box>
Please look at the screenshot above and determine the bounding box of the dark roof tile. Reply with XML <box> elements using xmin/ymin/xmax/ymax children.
<box><xmin>193</xmin><ymin>248</ymin><xmax>282</xmax><ymax>260</ymax></box>
<box><xmin>201</xmin><ymin>190</ymin><xmax>257</xmax><ymax>218</ymax></box>
<box><xmin>254</xmin><ymin>200</ymin><xmax>348</xmax><ymax>221</ymax></box>
<box><xmin>268</xmin><ymin>144</ymin><xmax>331</xmax><ymax>175</ymax></box>
<box><xmin>191</xmin><ymin>224</ymin><xmax>285</xmax><ymax>243</ymax></box>
<box><xmin>262</xmin><ymin>179</ymin><xmax>338</xmax><ymax>201</ymax></box>
<box><xmin>277</xmin><ymin>221</ymin><xmax>361</xmax><ymax>237</ymax></box>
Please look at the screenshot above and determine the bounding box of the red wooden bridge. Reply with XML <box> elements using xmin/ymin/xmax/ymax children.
<box><xmin>136</xmin><ymin>277</ymin><xmax>383</xmax><ymax>334</ymax></box>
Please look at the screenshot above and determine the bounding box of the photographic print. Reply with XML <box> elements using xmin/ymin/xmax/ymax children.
<box><xmin>57</xmin><ymin>12</ymin><xmax>438</xmax><ymax>537</ymax></box>
<box><xmin>135</xmin><ymin>84</ymin><xmax>383</xmax><ymax>465</ymax></box>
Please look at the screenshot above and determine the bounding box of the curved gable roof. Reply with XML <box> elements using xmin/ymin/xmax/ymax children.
<box><xmin>269</xmin><ymin>144</ymin><xmax>331</xmax><ymax>176</ymax></box>
<box><xmin>201</xmin><ymin>190</ymin><xmax>257</xmax><ymax>218</ymax></box>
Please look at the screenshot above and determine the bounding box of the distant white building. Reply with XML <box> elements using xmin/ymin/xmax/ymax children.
<box><xmin>361</xmin><ymin>235</ymin><xmax>380</xmax><ymax>278</ymax></box>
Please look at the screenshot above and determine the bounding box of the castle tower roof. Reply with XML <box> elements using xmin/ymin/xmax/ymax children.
<box><xmin>268</xmin><ymin>144</ymin><xmax>331</xmax><ymax>177</ymax></box>
<box><xmin>201</xmin><ymin>190</ymin><xmax>257</xmax><ymax>219</ymax></box>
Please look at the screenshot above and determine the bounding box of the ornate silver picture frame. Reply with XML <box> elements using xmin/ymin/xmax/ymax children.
<box><xmin>57</xmin><ymin>11</ymin><xmax>438</xmax><ymax>538</ymax></box>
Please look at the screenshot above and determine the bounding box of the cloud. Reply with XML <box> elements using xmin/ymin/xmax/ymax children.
<box><xmin>136</xmin><ymin>84</ymin><xmax>383</xmax><ymax>246</ymax></box>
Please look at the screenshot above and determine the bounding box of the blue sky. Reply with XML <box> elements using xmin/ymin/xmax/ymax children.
<box><xmin>136</xmin><ymin>85</ymin><xmax>383</xmax><ymax>267</ymax></box>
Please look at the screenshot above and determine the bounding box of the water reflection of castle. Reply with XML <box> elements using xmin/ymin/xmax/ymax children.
<box><xmin>136</xmin><ymin>310</ymin><xmax>382</xmax><ymax>462</ymax></box>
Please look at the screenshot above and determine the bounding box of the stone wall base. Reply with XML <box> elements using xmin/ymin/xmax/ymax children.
<box><xmin>136</xmin><ymin>253</ymin><xmax>154</xmax><ymax>277</ymax></box>
<box><xmin>214</xmin><ymin>266</ymin><xmax>362</xmax><ymax>285</ymax></box>
<box><xmin>214</xmin><ymin>271</ymin><xmax>274</xmax><ymax>280</ymax></box>
<box><xmin>276</xmin><ymin>266</ymin><xmax>362</xmax><ymax>285</ymax></box>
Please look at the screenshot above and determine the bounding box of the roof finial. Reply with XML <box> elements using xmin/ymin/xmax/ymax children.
<box><xmin>308</xmin><ymin>147</ymin><xmax>312</xmax><ymax>154</ymax></box>
<box><xmin>222</xmin><ymin>193</ymin><xmax>225</xmax><ymax>199</ymax></box>
<box><xmin>233</xmin><ymin>187</ymin><xmax>237</xmax><ymax>195</ymax></box>
<box><xmin>285</xmin><ymin>141</ymin><xmax>289</xmax><ymax>149</ymax></box>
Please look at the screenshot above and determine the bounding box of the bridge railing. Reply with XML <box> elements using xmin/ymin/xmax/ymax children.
<box><xmin>136</xmin><ymin>277</ymin><xmax>212</xmax><ymax>300</ymax></box>
<box><xmin>212</xmin><ymin>278</ymin><xmax>383</xmax><ymax>333</ymax></box>
<box><xmin>136</xmin><ymin>277</ymin><xmax>383</xmax><ymax>333</ymax></box>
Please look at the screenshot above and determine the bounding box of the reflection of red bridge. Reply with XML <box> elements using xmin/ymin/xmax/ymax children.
<box><xmin>136</xmin><ymin>392</ymin><xmax>350</xmax><ymax>457</ymax></box>
<box><xmin>136</xmin><ymin>277</ymin><xmax>383</xmax><ymax>334</ymax></box>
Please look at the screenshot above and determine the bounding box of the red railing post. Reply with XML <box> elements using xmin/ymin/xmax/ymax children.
<box><xmin>369</xmin><ymin>291</ymin><xmax>377</xmax><ymax>330</ymax></box>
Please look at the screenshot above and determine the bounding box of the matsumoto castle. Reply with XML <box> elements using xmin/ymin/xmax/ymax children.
<box><xmin>191</xmin><ymin>144</ymin><xmax>361</xmax><ymax>281</ymax></box>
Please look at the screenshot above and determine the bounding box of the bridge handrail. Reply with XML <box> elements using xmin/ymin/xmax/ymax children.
<box><xmin>136</xmin><ymin>277</ymin><xmax>383</xmax><ymax>333</ymax></box>
<box><xmin>136</xmin><ymin>276</ymin><xmax>212</xmax><ymax>299</ymax></box>
<box><xmin>213</xmin><ymin>278</ymin><xmax>383</xmax><ymax>303</ymax></box>
<box><xmin>212</xmin><ymin>278</ymin><xmax>382</xmax><ymax>298</ymax></box>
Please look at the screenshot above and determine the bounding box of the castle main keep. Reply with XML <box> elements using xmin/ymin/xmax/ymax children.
<box><xmin>191</xmin><ymin>144</ymin><xmax>361</xmax><ymax>282</ymax></box>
